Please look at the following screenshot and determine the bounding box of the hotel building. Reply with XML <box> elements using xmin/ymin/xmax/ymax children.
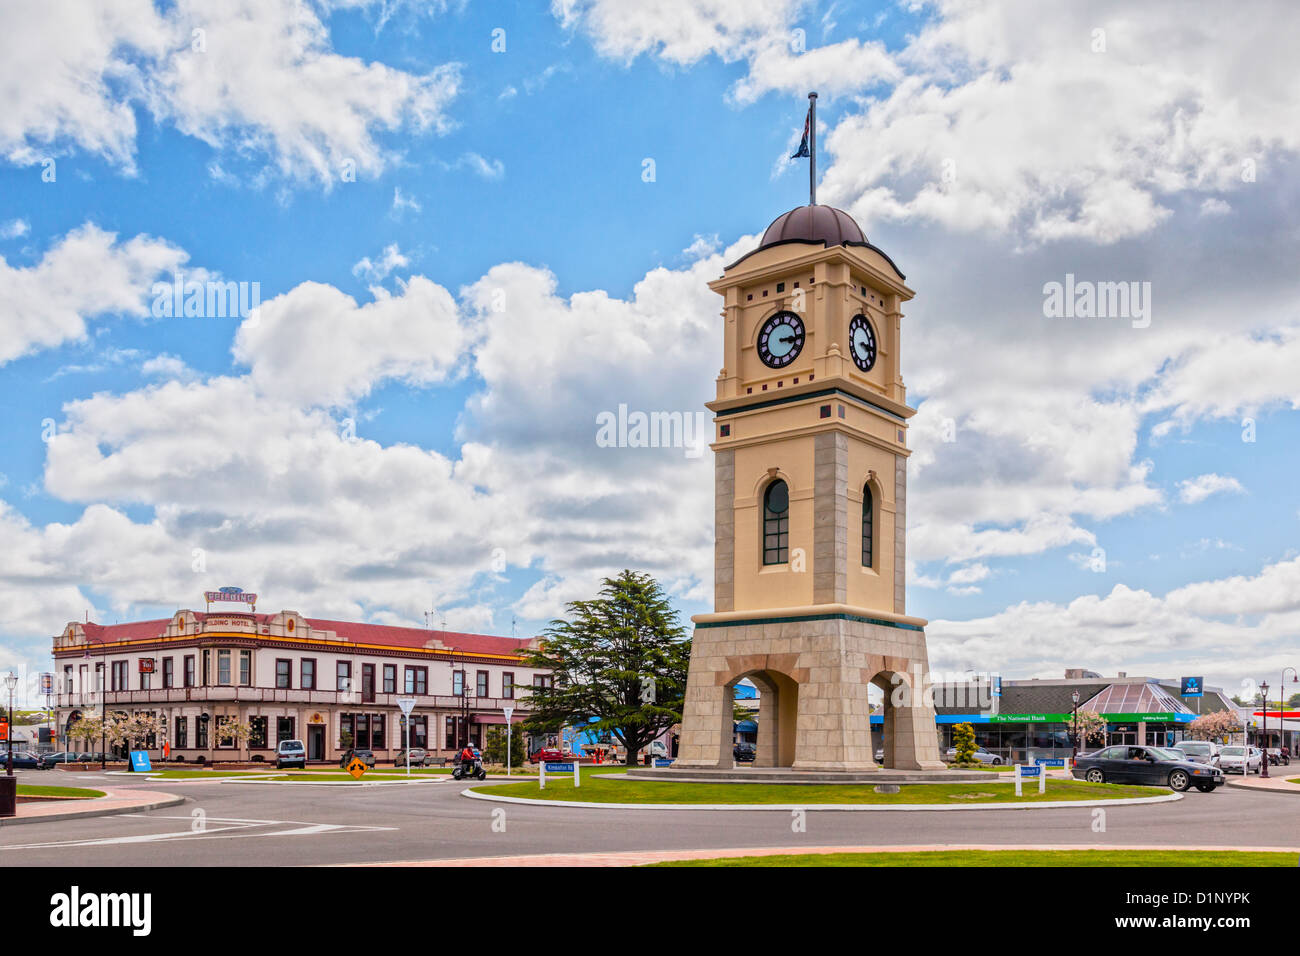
<box><xmin>52</xmin><ymin>596</ymin><xmax>551</xmax><ymax>763</ymax></box>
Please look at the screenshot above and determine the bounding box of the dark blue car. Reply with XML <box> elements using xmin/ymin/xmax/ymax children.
<box><xmin>1072</xmin><ymin>744</ymin><xmax>1222</xmax><ymax>792</ymax></box>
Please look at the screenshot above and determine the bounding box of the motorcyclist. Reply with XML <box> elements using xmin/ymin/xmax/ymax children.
<box><xmin>459</xmin><ymin>743</ymin><xmax>476</xmax><ymax>773</ymax></box>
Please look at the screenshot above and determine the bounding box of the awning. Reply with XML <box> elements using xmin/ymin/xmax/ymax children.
<box><xmin>472</xmin><ymin>714</ymin><xmax>509</xmax><ymax>725</ymax></box>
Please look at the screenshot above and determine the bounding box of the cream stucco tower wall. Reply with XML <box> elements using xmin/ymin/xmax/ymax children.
<box><xmin>675</xmin><ymin>205</ymin><xmax>945</xmax><ymax>771</ymax></box>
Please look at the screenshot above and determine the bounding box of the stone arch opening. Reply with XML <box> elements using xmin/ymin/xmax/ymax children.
<box><xmin>720</xmin><ymin>668</ymin><xmax>800</xmax><ymax>768</ymax></box>
<box><xmin>870</xmin><ymin>669</ymin><xmax>911</xmax><ymax>770</ymax></box>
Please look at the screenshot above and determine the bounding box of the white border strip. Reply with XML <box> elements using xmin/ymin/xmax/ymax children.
<box><xmin>461</xmin><ymin>789</ymin><xmax>1184</xmax><ymax>811</ymax></box>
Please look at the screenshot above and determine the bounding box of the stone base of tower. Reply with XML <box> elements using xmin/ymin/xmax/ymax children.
<box><xmin>674</xmin><ymin>607</ymin><xmax>946</xmax><ymax>772</ymax></box>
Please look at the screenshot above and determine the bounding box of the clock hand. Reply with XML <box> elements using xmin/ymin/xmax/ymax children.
<box><xmin>778</xmin><ymin>335</ymin><xmax>796</xmax><ymax>344</ymax></box>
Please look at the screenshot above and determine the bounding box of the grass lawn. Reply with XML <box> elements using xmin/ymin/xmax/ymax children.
<box><xmin>470</xmin><ymin>776</ymin><xmax>1161</xmax><ymax>805</ymax></box>
<box><xmin>653</xmin><ymin>849</ymin><xmax>1296</xmax><ymax>867</ymax></box>
<box><xmin>142</xmin><ymin>769</ymin><xmax>279</xmax><ymax>779</ymax></box>
<box><xmin>18</xmin><ymin>784</ymin><xmax>105</xmax><ymax>799</ymax></box>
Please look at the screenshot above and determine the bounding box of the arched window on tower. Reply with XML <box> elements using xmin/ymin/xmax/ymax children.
<box><xmin>762</xmin><ymin>479</ymin><xmax>789</xmax><ymax>565</ymax></box>
<box><xmin>862</xmin><ymin>483</ymin><xmax>875</xmax><ymax>569</ymax></box>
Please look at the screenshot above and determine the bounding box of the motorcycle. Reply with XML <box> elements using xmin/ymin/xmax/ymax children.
<box><xmin>451</xmin><ymin>757</ymin><xmax>487</xmax><ymax>781</ymax></box>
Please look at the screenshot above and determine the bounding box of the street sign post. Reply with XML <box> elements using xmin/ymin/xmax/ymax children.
<box><xmin>396</xmin><ymin>696</ymin><xmax>416</xmax><ymax>776</ymax></box>
<box><xmin>503</xmin><ymin>706</ymin><xmax>514</xmax><ymax>777</ymax></box>
<box><xmin>539</xmin><ymin>760</ymin><xmax>579</xmax><ymax>790</ymax></box>
<box><xmin>1014</xmin><ymin>763</ymin><xmax>1045</xmax><ymax>796</ymax></box>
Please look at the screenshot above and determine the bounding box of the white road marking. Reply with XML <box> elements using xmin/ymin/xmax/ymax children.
<box><xmin>0</xmin><ymin>815</ymin><xmax>396</xmax><ymax>851</ymax></box>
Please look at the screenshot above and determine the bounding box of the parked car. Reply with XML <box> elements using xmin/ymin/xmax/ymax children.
<box><xmin>1218</xmin><ymin>745</ymin><xmax>1263</xmax><ymax>775</ymax></box>
<box><xmin>275</xmin><ymin>739</ymin><xmax>306</xmax><ymax>769</ymax></box>
<box><xmin>1170</xmin><ymin>740</ymin><xmax>1221</xmax><ymax>768</ymax></box>
<box><xmin>393</xmin><ymin>748</ymin><xmax>429</xmax><ymax>768</ymax></box>
<box><xmin>339</xmin><ymin>748</ymin><xmax>375</xmax><ymax>769</ymax></box>
<box><xmin>529</xmin><ymin>747</ymin><xmax>578</xmax><ymax>764</ymax></box>
<box><xmin>39</xmin><ymin>751</ymin><xmax>83</xmax><ymax>768</ymax></box>
<box><xmin>1</xmin><ymin>751</ymin><xmax>49</xmax><ymax>770</ymax></box>
<box><xmin>1073</xmin><ymin>744</ymin><xmax>1222</xmax><ymax>792</ymax></box>
<box><xmin>733</xmin><ymin>742</ymin><xmax>756</xmax><ymax>763</ymax></box>
<box><xmin>943</xmin><ymin>745</ymin><xmax>1004</xmax><ymax>765</ymax></box>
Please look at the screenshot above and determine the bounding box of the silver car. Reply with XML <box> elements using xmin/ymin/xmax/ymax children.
<box><xmin>393</xmin><ymin>748</ymin><xmax>429</xmax><ymax>768</ymax></box>
<box><xmin>943</xmin><ymin>745</ymin><xmax>1004</xmax><ymax>765</ymax></box>
<box><xmin>1218</xmin><ymin>745</ymin><xmax>1262</xmax><ymax>774</ymax></box>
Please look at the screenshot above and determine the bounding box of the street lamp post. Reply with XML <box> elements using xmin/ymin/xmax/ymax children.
<box><xmin>1260</xmin><ymin>680</ymin><xmax>1270</xmax><ymax>778</ymax></box>
<box><xmin>1070</xmin><ymin>690</ymin><xmax>1081</xmax><ymax>765</ymax></box>
<box><xmin>5</xmin><ymin>672</ymin><xmax>18</xmax><ymax>776</ymax></box>
<box><xmin>1282</xmin><ymin>668</ymin><xmax>1298</xmax><ymax>763</ymax></box>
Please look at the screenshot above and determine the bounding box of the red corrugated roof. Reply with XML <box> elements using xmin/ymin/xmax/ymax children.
<box><xmin>82</xmin><ymin>619</ymin><xmax>173</xmax><ymax>643</ymax></box>
<box><xmin>304</xmin><ymin>618</ymin><xmax>531</xmax><ymax>656</ymax></box>
<box><xmin>77</xmin><ymin>614</ymin><xmax>530</xmax><ymax>656</ymax></box>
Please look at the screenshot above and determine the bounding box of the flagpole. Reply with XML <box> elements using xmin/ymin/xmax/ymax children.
<box><xmin>808</xmin><ymin>91</ymin><xmax>817</xmax><ymax>205</ymax></box>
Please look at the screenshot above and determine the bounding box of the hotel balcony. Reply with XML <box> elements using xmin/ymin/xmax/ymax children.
<box><xmin>57</xmin><ymin>687</ymin><xmax>532</xmax><ymax>711</ymax></box>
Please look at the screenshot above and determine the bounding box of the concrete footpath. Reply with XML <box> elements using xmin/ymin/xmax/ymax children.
<box><xmin>1225</xmin><ymin>772</ymin><xmax>1300</xmax><ymax>793</ymax></box>
<box><xmin>0</xmin><ymin>789</ymin><xmax>186</xmax><ymax>827</ymax></box>
<box><xmin>346</xmin><ymin>843</ymin><xmax>1300</xmax><ymax>867</ymax></box>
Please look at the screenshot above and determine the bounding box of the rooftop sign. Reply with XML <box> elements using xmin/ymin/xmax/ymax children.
<box><xmin>204</xmin><ymin>587</ymin><xmax>257</xmax><ymax>606</ymax></box>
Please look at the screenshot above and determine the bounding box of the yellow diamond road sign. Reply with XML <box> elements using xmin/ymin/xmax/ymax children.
<box><xmin>347</xmin><ymin>757</ymin><xmax>367</xmax><ymax>779</ymax></box>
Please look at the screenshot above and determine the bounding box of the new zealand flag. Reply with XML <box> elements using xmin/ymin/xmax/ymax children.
<box><xmin>791</xmin><ymin>110</ymin><xmax>810</xmax><ymax>158</ymax></box>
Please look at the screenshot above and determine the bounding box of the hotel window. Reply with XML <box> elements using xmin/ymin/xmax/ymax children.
<box><xmin>452</xmin><ymin>670</ymin><xmax>464</xmax><ymax>697</ymax></box>
<box><xmin>111</xmin><ymin>660</ymin><xmax>127</xmax><ymax>691</ymax></box>
<box><xmin>95</xmin><ymin>662</ymin><xmax>104</xmax><ymax>692</ymax></box>
<box><xmin>183</xmin><ymin>656</ymin><xmax>195</xmax><ymax>688</ymax></box>
<box><xmin>277</xmin><ymin>716</ymin><xmax>295</xmax><ymax>744</ymax></box>
<box><xmin>383</xmin><ymin>664</ymin><xmax>396</xmax><ymax>694</ymax></box>
<box><xmin>476</xmin><ymin>671</ymin><xmax>489</xmax><ymax>698</ymax></box>
<box><xmin>217</xmin><ymin>650</ymin><xmax>231</xmax><ymax>686</ymax></box>
<box><xmin>411</xmin><ymin>715</ymin><xmax>428</xmax><ymax>749</ymax></box>
<box><xmin>337</xmin><ymin>661</ymin><xmax>352</xmax><ymax>693</ymax></box>
<box><xmin>196</xmin><ymin>716</ymin><xmax>208</xmax><ymax>749</ymax></box>
<box><xmin>276</xmin><ymin>659</ymin><xmax>292</xmax><ymax>689</ymax></box>
<box><xmin>216</xmin><ymin>715</ymin><xmax>235</xmax><ymax>748</ymax></box>
<box><xmin>371</xmin><ymin>713</ymin><xmax>386</xmax><ymax>750</ymax></box>
<box><xmin>533</xmin><ymin>674</ymin><xmax>553</xmax><ymax>690</ymax></box>
<box><xmin>502</xmin><ymin>672</ymin><xmax>514</xmax><ymax>699</ymax></box>
<box><xmin>762</xmin><ymin>479</ymin><xmax>790</xmax><ymax>565</ymax></box>
<box><xmin>239</xmin><ymin>650</ymin><xmax>251</xmax><ymax>686</ymax></box>
<box><xmin>162</xmin><ymin>657</ymin><xmax>174</xmax><ymax>688</ymax></box>
<box><xmin>300</xmin><ymin>659</ymin><xmax>316</xmax><ymax>690</ymax></box>
<box><xmin>354</xmin><ymin>714</ymin><xmax>369</xmax><ymax>749</ymax></box>
<box><xmin>78</xmin><ymin>665</ymin><xmax>87</xmax><ymax>697</ymax></box>
<box><xmin>404</xmin><ymin>666</ymin><xmax>427</xmax><ymax>695</ymax></box>
<box><xmin>249</xmin><ymin>716</ymin><xmax>268</xmax><ymax>749</ymax></box>
<box><xmin>175</xmin><ymin>716</ymin><xmax>188</xmax><ymax>748</ymax></box>
<box><xmin>445</xmin><ymin>716</ymin><xmax>457</xmax><ymax>749</ymax></box>
<box><xmin>202</xmin><ymin>651</ymin><xmax>210</xmax><ymax>686</ymax></box>
<box><xmin>139</xmin><ymin>665</ymin><xmax>151</xmax><ymax>690</ymax></box>
<box><xmin>63</xmin><ymin>665</ymin><xmax>73</xmax><ymax>694</ymax></box>
<box><xmin>862</xmin><ymin>483</ymin><xmax>875</xmax><ymax>569</ymax></box>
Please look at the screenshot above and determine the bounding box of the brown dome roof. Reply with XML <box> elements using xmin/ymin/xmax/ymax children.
<box><xmin>726</xmin><ymin>203</ymin><xmax>905</xmax><ymax>279</ymax></box>
<box><xmin>759</xmin><ymin>204</ymin><xmax>865</xmax><ymax>248</ymax></box>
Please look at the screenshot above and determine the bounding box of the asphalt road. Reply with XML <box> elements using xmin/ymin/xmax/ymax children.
<box><xmin>4</xmin><ymin>769</ymin><xmax>1299</xmax><ymax>866</ymax></box>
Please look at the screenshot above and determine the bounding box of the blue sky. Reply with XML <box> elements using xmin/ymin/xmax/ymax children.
<box><xmin>2</xmin><ymin>0</ymin><xmax>1300</xmax><ymax>706</ymax></box>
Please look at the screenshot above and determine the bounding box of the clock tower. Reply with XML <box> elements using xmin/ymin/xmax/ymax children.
<box><xmin>675</xmin><ymin>203</ymin><xmax>945</xmax><ymax>771</ymax></box>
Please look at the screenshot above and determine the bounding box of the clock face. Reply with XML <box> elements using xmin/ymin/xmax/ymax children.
<box><xmin>757</xmin><ymin>311</ymin><xmax>805</xmax><ymax>368</ymax></box>
<box><xmin>848</xmin><ymin>313</ymin><xmax>877</xmax><ymax>372</ymax></box>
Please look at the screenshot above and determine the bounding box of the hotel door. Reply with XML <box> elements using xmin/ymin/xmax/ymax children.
<box><xmin>308</xmin><ymin>725</ymin><xmax>325</xmax><ymax>761</ymax></box>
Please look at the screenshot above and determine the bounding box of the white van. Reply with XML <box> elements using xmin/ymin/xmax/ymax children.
<box><xmin>1171</xmin><ymin>740</ymin><xmax>1221</xmax><ymax>768</ymax></box>
<box><xmin>276</xmin><ymin>739</ymin><xmax>306</xmax><ymax>769</ymax></box>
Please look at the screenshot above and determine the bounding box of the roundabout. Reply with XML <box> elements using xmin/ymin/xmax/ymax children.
<box><xmin>0</xmin><ymin>766</ymin><xmax>1294</xmax><ymax>867</ymax></box>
